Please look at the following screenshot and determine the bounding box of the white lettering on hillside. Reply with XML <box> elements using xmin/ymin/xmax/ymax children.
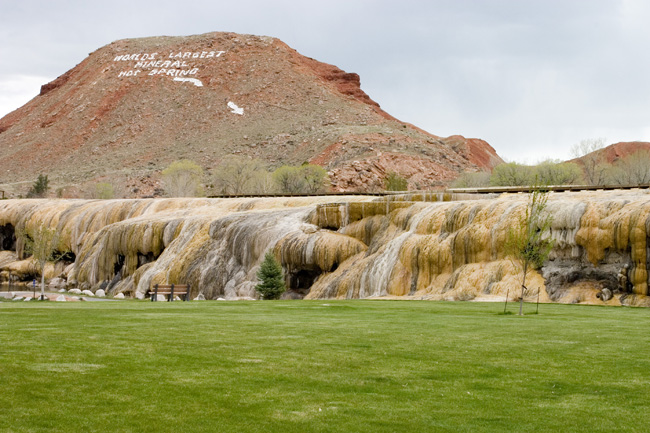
<box><xmin>113</xmin><ymin>50</ymin><xmax>225</xmax><ymax>86</ymax></box>
<box><xmin>173</xmin><ymin>77</ymin><xmax>203</xmax><ymax>87</ymax></box>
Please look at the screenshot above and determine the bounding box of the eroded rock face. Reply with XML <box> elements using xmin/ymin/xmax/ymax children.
<box><xmin>0</xmin><ymin>32</ymin><xmax>501</xmax><ymax>197</ymax></box>
<box><xmin>1</xmin><ymin>190</ymin><xmax>650</xmax><ymax>306</ymax></box>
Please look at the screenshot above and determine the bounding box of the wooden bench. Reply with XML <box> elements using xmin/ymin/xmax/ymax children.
<box><xmin>148</xmin><ymin>284</ymin><xmax>190</xmax><ymax>302</ymax></box>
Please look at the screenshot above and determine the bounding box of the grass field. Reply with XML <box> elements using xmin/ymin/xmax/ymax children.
<box><xmin>1</xmin><ymin>300</ymin><xmax>649</xmax><ymax>432</ymax></box>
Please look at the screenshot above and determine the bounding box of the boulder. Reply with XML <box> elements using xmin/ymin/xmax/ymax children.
<box><xmin>48</xmin><ymin>277</ymin><xmax>66</xmax><ymax>290</ymax></box>
<box><xmin>13</xmin><ymin>296</ymin><xmax>24</xmax><ymax>301</ymax></box>
<box><xmin>81</xmin><ymin>290</ymin><xmax>94</xmax><ymax>297</ymax></box>
<box><xmin>194</xmin><ymin>293</ymin><xmax>206</xmax><ymax>301</ymax></box>
<box><xmin>23</xmin><ymin>297</ymin><xmax>32</xmax><ymax>301</ymax></box>
<box><xmin>600</xmin><ymin>288</ymin><xmax>613</xmax><ymax>302</ymax></box>
<box><xmin>68</xmin><ymin>288</ymin><xmax>82</xmax><ymax>295</ymax></box>
<box><xmin>114</xmin><ymin>293</ymin><xmax>125</xmax><ymax>299</ymax></box>
<box><xmin>58</xmin><ymin>288</ymin><xmax>67</xmax><ymax>293</ymax></box>
<box><xmin>95</xmin><ymin>289</ymin><xmax>106</xmax><ymax>297</ymax></box>
<box><xmin>55</xmin><ymin>295</ymin><xmax>66</xmax><ymax>302</ymax></box>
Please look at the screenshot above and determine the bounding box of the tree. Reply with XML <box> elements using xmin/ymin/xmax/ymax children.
<box><xmin>490</xmin><ymin>162</ymin><xmax>534</xmax><ymax>186</ymax></box>
<box><xmin>255</xmin><ymin>252</ymin><xmax>286</xmax><ymax>300</ymax></box>
<box><xmin>162</xmin><ymin>160</ymin><xmax>204</xmax><ymax>197</ymax></box>
<box><xmin>506</xmin><ymin>188</ymin><xmax>554</xmax><ymax>315</ymax></box>
<box><xmin>213</xmin><ymin>156</ymin><xmax>268</xmax><ymax>195</ymax></box>
<box><xmin>606</xmin><ymin>150</ymin><xmax>650</xmax><ymax>185</ymax></box>
<box><xmin>300</xmin><ymin>164</ymin><xmax>329</xmax><ymax>194</ymax></box>
<box><xmin>534</xmin><ymin>160</ymin><xmax>583</xmax><ymax>185</ymax></box>
<box><xmin>571</xmin><ymin>138</ymin><xmax>609</xmax><ymax>185</ymax></box>
<box><xmin>19</xmin><ymin>224</ymin><xmax>59</xmax><ymax>300</ymax></box>
<box><xmin>273</xmin><ymin>166</ymin><xmax>305</xmax><ymax>194</ymax></box>
<box><xmin>451</xmin><ymin>171</ymin><xmax>491</xmax><ymax>188</ymax></box>
<box><xmin>272</xmin><ymin>164</ymin><xmax>329</xmax><ymax>194</ymax></box>
<box><xmin>385</xmin><ymin>171</ymin><xmax>409</xmax><ymax>191</ymax></box>
<box><xmin>27</xmin><ymin>174</ymin><xmax>49</xmax><ymax>198</ymax></box>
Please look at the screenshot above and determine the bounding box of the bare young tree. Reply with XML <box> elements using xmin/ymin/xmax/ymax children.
<box><xmin>19</xmin><ymin>224</ymin><xmax>60</xmax><ymax>300</ymax></box>
<box><xmin>213</xmin><ymin>156</ymin><xmax>267</xmax><ymax>195</ymax></box>
<box><xmin>606</xmin><ymin>150</ymin><xmax>650</xmax><ymax>185</ymax></box>
<box><xmin>506</xmin><ymin>188</ymin><xmax>554</xmax><ymax>315</ymax></box>
<box><xmin>570</xmin><ymin>138</ymin><xmax>609</xmax><ymax>185</ymax></box>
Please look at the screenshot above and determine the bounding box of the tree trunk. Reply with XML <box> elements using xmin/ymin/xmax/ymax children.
<box><xmin>40</xmin><ymin>262</ymin><xmax>46</xmax><ymax>301</ymax></box>
<box><xmin>519</xmin><ymin>261</ymin><xmax>528</xmax><ymax>316</ymax></box>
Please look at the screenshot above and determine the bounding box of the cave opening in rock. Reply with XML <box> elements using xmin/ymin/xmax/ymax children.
<box><xmin>288</xmin><ymin>269</ymin><xmax>322</xmax><ymax>295</ymax></box>
<box><xmin>114</xmin><ymin>254</ymin><xmax>125</xmax><ymax>275</ymax></box>
<box><xmin>0</xmin><ymin>224</ymin><xmax>16</xmax><ymax>251</ymax></box>
<box><xmin>137</xmin><ymin>251</ymin><xmax>159</xmax><ymax>268</ymax></box>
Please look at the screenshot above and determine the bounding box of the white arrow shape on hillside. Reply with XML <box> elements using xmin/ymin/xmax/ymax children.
<box><xmin>173</xmin><ymin>77</ymin><xmax>203</xmax><ymax>87</ymax></box>
<box><xmin>228</xmin><ymin>101</ymin><xmax>244</xmax><ymax>115</ymax></box>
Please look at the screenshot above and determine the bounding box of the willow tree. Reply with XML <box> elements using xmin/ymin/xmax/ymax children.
<box><xmin>162</xmin><ymin>159</ymin><xmax>204</xmax><ymax>197</ymax></box>
<box><xmin>506</xmin><ymin>188</ymin><xmax>554</xmax><ymax>315</ymax></box>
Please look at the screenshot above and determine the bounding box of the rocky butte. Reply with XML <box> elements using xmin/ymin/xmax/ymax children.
<box><xmin>0</xmin><ymin>31</ymin><xmax>501</xmax><ymax>197</ymax></box>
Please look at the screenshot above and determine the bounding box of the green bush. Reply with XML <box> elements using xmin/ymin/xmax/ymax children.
<box><xmin>272</xmin><ymin>164</ymin><xmax>329</xmax><ymax>194</ymax></box>
<box><xmin>93</xmin><ymin>183</ymin><xmax>115</xmax><ymax>199</ymax></box>
<box><xmin>255</xmin><ymin>252</ymin><xmax>286</xmax><ymax>300</ymax></box>
<box><xmin>385</xmin><ymin>172</ymin><xmax>408</xmax><ymax>191</ymax></box>
<box><xmin>27</xmin><ymin>174</ymin><xmax>49</xmax><ymax>198</ymax></box>
<box><xmin>162</xmin><ymin>159</ymin><xmax>204</xmax><ymax>197</ymax></box>
<box><xmin>451</xmin><ymin>171</ymin><xmax>491</xmax><ymax>188</ymax></box>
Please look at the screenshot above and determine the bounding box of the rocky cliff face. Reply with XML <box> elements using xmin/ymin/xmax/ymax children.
<box><xmin>1</xmin><ymin>190</ymin><xmax>649</xmax><ymax>307</ymax></box>
<box><xmin>0</xmin><ymin>32</ymin><xmax>501</xmax><ymax>197</ymax></box>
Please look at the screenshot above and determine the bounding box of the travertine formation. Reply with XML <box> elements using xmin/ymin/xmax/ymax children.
<box><xmin>1</xmin><ymin>190</ymin><xmax>649</xmax><ymax>306</ymax></box>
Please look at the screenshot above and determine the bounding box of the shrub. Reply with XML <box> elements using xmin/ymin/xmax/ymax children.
<box><xmin>534</xmin><ymin>160</ymin><xmax>583</xmax><ymax>185</ymax></box>
<box><xmin>162</xmin><ymin>160</ymin><xmax>204</xmax><ymax>197</ymax></box>
<box><xmin>255</xmin><ymin>252</ymin><xmax>286</xmax><ymax>300</ymax></box>
<box><xmin>213</xmin><ymin>156</ymin><xmax>270</xmax><ymax>195</ymax></box>
<box><xmin>93</xmin><ymin>183</ymin><xmax>115</xmax><ymax>199</ymax></box>
<box><xmin>451</xmin><ymin>171</ymin><xmax>491</xmax><ymax>188</ymax></box>
<box><xmin>273</xmin><ymin>166</ymin><xmax>305</xmax><ymax>194</ymax></box>
<box><xmin>272</xmin><ymin>164</ymin><xmax>330</xmax><ymax>194</ymax></box>
<box><xmin>27</xmin><ymin>174</ymin><xmax>49</xmax><ymax>198</ymax></box>
<box><xmin>300</xmin><ymin>164</ymin><xmax>329</xmax><ymax>193</ymax></box>
<box><xmin>490</xmin><ymin>162</ymin><xmax>533</xmax><ymax>186</ymax></box>
<box><xmin>385</xmin><ymin>172</ymin><xmax>408</xmax><ymax>191</ymax></box>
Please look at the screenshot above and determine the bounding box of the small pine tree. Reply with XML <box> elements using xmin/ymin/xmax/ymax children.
<box><xmin>256</xmin><ymin>252</ymin><xmax>286</xmax><ymax>300</ymax></box>
<box><xmin>28</xmin><ymin>174</ymin><xmax>49</xmax><ymax>198</ymax></box>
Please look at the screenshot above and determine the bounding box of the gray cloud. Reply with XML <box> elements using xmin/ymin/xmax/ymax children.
<box><xmin>1</xmin><ymin>0</ymin><xmax>649</xmax><ymax>162</ymax></box>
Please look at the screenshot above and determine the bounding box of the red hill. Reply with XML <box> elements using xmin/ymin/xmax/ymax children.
<box><xmin>0</xmin><ymin>32</ymin><xmax>502</xmax><ymax>197</ymax></box>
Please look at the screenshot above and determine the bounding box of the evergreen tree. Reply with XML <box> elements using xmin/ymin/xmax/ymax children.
<box><xmin>256</xmin><ymin>252</ymin><xmax>286</xmax><ymax>300</ymax></box>
<box><xmin>28</xmin><ymin>174</ymin><xmax>49</xmax><ymax>198</ymax></box>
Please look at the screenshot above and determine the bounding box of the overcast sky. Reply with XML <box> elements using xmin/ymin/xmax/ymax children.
<box><xmin>1</xmin><ymin>0</ymin><xmax>649</xmax><ymax>162</ymax></box>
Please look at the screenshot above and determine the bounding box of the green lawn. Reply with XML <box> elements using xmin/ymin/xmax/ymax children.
<box><xmin>1</xmin><ymin>300</ymin><xmax>649</xmax><ymax>432</ymax></box>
